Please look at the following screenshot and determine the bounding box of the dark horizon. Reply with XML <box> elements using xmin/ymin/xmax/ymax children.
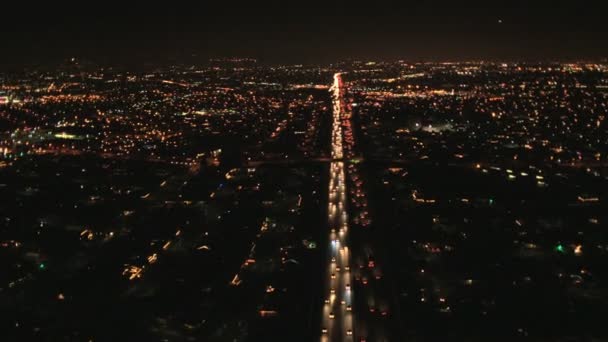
<box><xmin>2</xmin><ymin>1</ymin><xmax>607</xmax><ymax>68</ymax></box>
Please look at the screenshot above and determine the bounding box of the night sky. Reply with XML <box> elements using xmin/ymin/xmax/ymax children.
<box><xmin>1</xmin><ymin>0</ymin><xmax>607</xmax><ymax>66</ymax></box>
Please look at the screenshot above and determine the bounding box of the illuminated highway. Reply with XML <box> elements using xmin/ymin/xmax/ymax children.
<box><xmin>321</xmin><ymin>73</ymin><xmax>393</xmax><ymax>341</ymax></box>
<box><xmin>321</xmin><ymin>73</ymin><xmax>355</xmax><ymax>342</ymax></box>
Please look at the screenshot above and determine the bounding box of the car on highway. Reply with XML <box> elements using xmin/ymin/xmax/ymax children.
<box><xmin>367</xmin><ymin>256</ymin><xmax>375</xmax><ymax>268</ymax></box>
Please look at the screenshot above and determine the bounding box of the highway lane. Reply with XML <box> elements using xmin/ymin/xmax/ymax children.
<box><xmin>321</xmin><ymin>73</ymin><xmax>355</xmax><ymax>342</ymax></box>
<box><xmin>334</xmin><ymin>72</ymin><xmax>392</xmax><ymax>341</ymax></box>
<box><xmin>322</xmin><ymin>72</ymin><xmax>392</xmax><ymax>341</ymax></box>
